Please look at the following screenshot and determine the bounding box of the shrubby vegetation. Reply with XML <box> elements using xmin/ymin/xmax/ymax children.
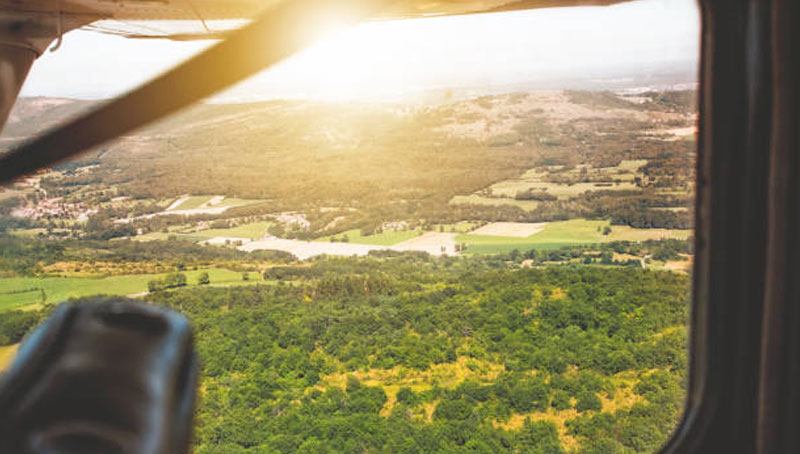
<box><xmin>0</xmin><ymin>254</ymin><xmax>688</xmax><ymax>452</ymax></box>
<box><xmin>0</xmin><ymin>310</ymin><xmax>41</xmax><ymax>345</ymax></box>
<box><xmin>0</xmin><ymin>236</ymin><xmax>292</xmax><ymax>276</ymax></box>
<box><xmin>140</xmin><ymin>255</ymin><xmax>689</xmax><ymax>452</ymax></box>
<box><xmin>147</xmin><ymin>272</ymin><xmax>188</xmax><ymax>292</ymax></box>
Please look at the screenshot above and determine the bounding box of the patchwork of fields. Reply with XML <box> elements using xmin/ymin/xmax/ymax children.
<box><xmin>450</xmin><ymin>160</ymin><xmax>655</xmax><ymax>211</ymax></box>
<box><xmin>135</xmin><ymin>221</ymin><xmax>273</xmax><ymax>242</ymax></box>
<box><xmin>458</xmin><ymin>219</ymin><xmax>691</xmax><ymax>255</ymax></box>
<box><xmin>126</xmin><ymin>195</ymin><xmax>265</xmax><ymax>221</ymax></box>
<box><xmin>242</xmin><ymin>232</ymin><xmax>459</xmax><ymax>259</ymax></box>
<box><xmin>239</xmin><ymin>219</ymin><xmax>689</xmax><ymax>259</ymax></box>
<box><xmin>0</xmin><ymin>268</ymin><xmax>264</xmax><ymax>312</ymax></box>
<box><xmin>316</xmin><ymin>228</ymin><xmax>423</xmax><ymax>245</ymax></box>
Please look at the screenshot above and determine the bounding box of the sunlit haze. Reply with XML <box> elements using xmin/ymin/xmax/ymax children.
<box><xmin>2</xmin><ymin>1</ymin><xmax>703</xmax><ymax>450</ymax></box>
<box><xmin>20</xmin><ymin>0</ymin><xmax>698</xmax><ymax>102</ymax></box>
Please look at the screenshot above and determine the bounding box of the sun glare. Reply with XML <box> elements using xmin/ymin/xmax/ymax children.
<box><xmin>223</xmin><ymin>0</ymin><xmax>699</xmax><ymax>102</ymax></box>
<box><xmin>21</xmin><ymin>0</ymin><xmax>698</xmax><ymax>102</ymax></box>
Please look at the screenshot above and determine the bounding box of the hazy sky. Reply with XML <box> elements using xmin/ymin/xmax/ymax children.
<box><xmin>20</xmin><ymin>0</ymin><xmax>699</xmax><ymax>102</ymax></box>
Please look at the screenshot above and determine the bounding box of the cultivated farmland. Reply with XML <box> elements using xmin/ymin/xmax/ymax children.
<box><xmin>459</xmin><ymin>219</ymin><xmax>690</xmax><ymax>255</ymax></box>
<box><xmin>0</xmin><ymin>268</ymin><xmax>266</xmax><ymax>311</ymax></box>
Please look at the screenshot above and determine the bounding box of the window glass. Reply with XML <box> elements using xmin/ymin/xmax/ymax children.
<box><xmin>0</xmin><ymin>0</ymin><xmax>699</xmax><ymax>451</ymax></box>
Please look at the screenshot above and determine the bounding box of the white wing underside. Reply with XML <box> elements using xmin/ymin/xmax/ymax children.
<box><xmin>0</xmin><ymin>0</ymin><xmax>629</xmax><ymax>40</ymax></box>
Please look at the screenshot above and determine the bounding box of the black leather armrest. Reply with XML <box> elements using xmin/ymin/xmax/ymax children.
<box><xmin>0</xmin><ymin>299</ymin><xmax>198</xmax><ymax>454</ymax></box>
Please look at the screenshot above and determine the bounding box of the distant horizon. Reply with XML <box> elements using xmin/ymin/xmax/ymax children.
<box><xmin>13</xmin><ymin>79</ymin><xmax>699</xmax><ymax>106</ymax></box>
<box><xmin>14</xmin><ymin>75</ymin><xmax>699</xmax><ymax>104</ymax></box>
<box><xmin>20</xmin><ymin>0</ymin><xmax>699</xmax><ymax>103</ymax></box>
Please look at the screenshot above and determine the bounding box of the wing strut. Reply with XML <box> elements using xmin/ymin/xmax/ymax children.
<box><xmin>0</xmin><ymin>45</ymin><xmax>39</xmax><ymax>129</ymax></box>
<box><xmin>0</xmin><ymin>0</ymin><xmax>395</xmax><ymax>183</ymax></box>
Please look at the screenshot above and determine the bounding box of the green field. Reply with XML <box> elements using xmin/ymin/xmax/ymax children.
<box><xmin>9</xmin><ymin>228</ymin><xmax>47</xmax><ymax>238</ymax></box>
<box><xmin>459</xmin><ymin>219</ymin><xmax>691</xmax><ymax>255</ymax></box>
<box><xmin>453</xmin><ymin>160</ymin><xmax>647</xmax><ymax>208</ymax></box>
<box><xmin>169</xmin><ymin>195</ymin><xmax>215</xmax><ymax>211</ymax></box>
<box><xmin>316</xmin><ymin>228</ymin><xmax>423</xmax><ymax>246</ymax></box>
<box><xmin>0</xmin><ymin>268</ymin><xmax>263</xmax><ymax>312</ymax></box>
<box><xmin>449</xmin><ymin>194</ymin><xmax>540</xmax><ymax>211</ymax></box>
<box><xmin>135</xmin><ymin>221</ymin><xmax>273</xmax><ymax>242</ymax></box>
<box><xmin>214</xmin><ymin>198</ymin><xmax>263</xmax><ymax>209</ymax></box>
<box><xmin>133</xmin><ymin>232</ymin><xmax>207</xmax><ymax>243</ymax></box>
<box><xmin>196</xmin><ymin>221</ymin><xmax>272</xmax><ymax>239</ymax></box>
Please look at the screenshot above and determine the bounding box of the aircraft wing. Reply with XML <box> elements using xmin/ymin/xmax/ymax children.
<box><xmin>2</xmin><ymin>0</ymin><xmax>629</xmax><ymax>22</ymax></box>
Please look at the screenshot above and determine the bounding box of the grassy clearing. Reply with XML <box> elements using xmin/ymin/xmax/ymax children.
<box><xmin>0</xmin><ymin>344</ymin><xmax>18</xmax><ymax>371</ymax></box>
<box><xmin>136</xmin><ymin>221</ymin><xmax>273</xmax><ymax>242</ymax></box>
<box><xmin>213</xmin><ymin>198</ymin><xmax>263</xmax><ymax>209</ymax></box>
<box><xmin>196</xmin><ymin>221</ymin><xmax>273</xmax><ymax>240</ymax></box>
<box><xmin>455</xmin><ymin>160</ymin><xmax>647</xmax><ymax>207</ymax></box>
<box><xmin>617</xmin><ymin>159</ymin><xmax>649</xmax><ymax>171</ymax></box>
<box><xmin>449</xmin><ymin>195</ymin><xmax>540</xmax><ymax>211</ymax></box>
<box><xmin>459</xmin><ymin>219</ymin><xmax>690</xmax><ymax>255</ymax></box>
<box><xmin>315</xmin><ymin>357</ymin><xmax>505</xmax><ymax>418</ymax></box>
<box><xmin>488</xmin><ymin>180</ymin><xmax>638</xmax><ymax>199</ymax></box>
<box><xmin>432</xmin><ymin>221</ymin><xmax>482</xmax><ymax>233</ymax></box>
<box><xmin>8</xmin><ymin>228</ymin><xmax>48</xmax><ymax>238</ymax></box>
<box><xmin>0</xmin><ymin>268</ymin><xmax>261</xmax><ymax>311</ymax></box>
<box><xmin>492</xmin><ymin>371</ymin><xmax>644</xmax><ymax>451</ymax></box>
<box><xmin>133</xmin><ymin>232</ymin><xmax>205</xmax><ymax>242</ymax></box>
<box><xmin>169</xmin><ymin>195</ymin><xmax>214</xmax><ymax>211</ymax></box>
<box><xmin>494</xmin><ymin>408</ymin><xmax>581</xmax><ymax>450</ymax></box>
<box><xmin>316</xmin><ymin>229</ymin><xmax>423</xmax><ymax>246</ymax></box>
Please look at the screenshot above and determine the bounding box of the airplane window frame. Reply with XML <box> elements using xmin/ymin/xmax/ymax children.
<box><xmin>1</xmin><ymin>0</ymin><xmax>779</xmax><ymax>451</ymax></box>
<box><xmin>664</xmin><ymin>0</ymin><xmax>772</xmax><ymax>452</ymax></box>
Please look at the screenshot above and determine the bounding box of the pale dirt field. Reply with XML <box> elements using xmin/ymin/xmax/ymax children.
<box><xmin>645</xmin><ymin>126</ymin><xmax>697</xmax><ymax>141</ymax></box>
<box><xmin>240</xmin><ymin>232</ymin><xmax>459</xmax><ymax>260</ymax></box>
<box><xmin>661</xmin><ymin>255</ymin><xmax>693</xmax><ymax>274</ymax></box>
<box><xmin>471</xmin><ymin>222</ymin><xmax>547</xmax><ymax>238</ymax></box>
<box><xmin>241</xmin><ymin>236</ymin><xmax>385</xmax><ymax>260</ymax></box>
<box><xmin>392</xmin><ymin>232</ymin><xmax>458</xmax><ymax>256</ymax></box>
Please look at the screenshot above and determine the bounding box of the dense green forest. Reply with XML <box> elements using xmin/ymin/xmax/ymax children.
<box><xmin>140</xmin><ymin>256</ymin><xmax>688</xmax><ymax>453</ymax></box>
<box><xmin>0</xmin><ymin>254</ymin><xmax>689</xmax><ymax>452</ymax></box>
